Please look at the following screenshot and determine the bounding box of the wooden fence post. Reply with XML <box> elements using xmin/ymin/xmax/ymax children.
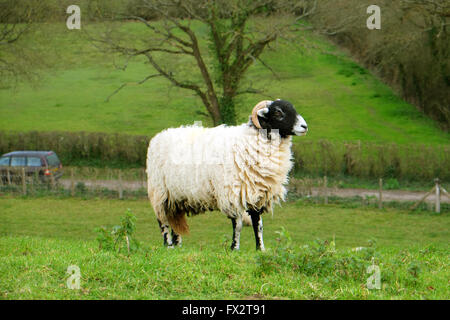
<box><xmin>378</xmin><ymin>178</ymin><xmax>383</xmax><ymax>209</ymax></box>
<box><xmin>34</xmin><ymin>171</ymin><xmax>39</xmax><ymax>194</ymax></box>
<box><xmin>22</xmin><ymin>167</ymin><xmax>26</xmax><ymax>195</ymax></box>
<box><xmin>324</xmin><ymin>176</ymin><xmax>328</xmax><ymax>204</ymax></box>
<box><xmin>29</xmin><ymin>170</ymin><xmax>33</xmax><ymax>194</ymax></box>
<box><xmin>441</xmin><ymin>185</ymin><xmax>449</xmax><ymax>200</ymax></box>
<box><xmin>118</xmin><ymin>170</ymin><xmax>123</xmax><ymax>200</ymax></box>
<box><xmin>50</xmin><ymin>172</ymin><xmax>56</xmax><ymax>190</ymax></box>
<box><xmin>435</xmin><ymin>178</ymin><xmax>440</xmax><ymax>213</ymax></box>
<box><xmin>7</xmin><ymin>169</ymin><xmax>11</xmax><ymax>185</ymax></box>
<box><xmin>142</xmin><ymin>169</ymin><xmax>146</xmax><ymax>190</ymax></box>
<box><xmin>410</xmin><ymin>186</ymin><xmax>435</xmax><ymax>211</ymax></box>
<box><xmin>70</xmin><ymin>168</ymin><xmax>75</xmax><ymax>197</ymax></box>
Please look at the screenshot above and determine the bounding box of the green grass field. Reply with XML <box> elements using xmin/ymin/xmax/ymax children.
<box><xmin>1</xmin><ymin>20</ymin><xmax>448</xmax><ymax>301</ymax></box>
<box><xmin>1</xmin><ymin>197</ymin><xmax>448</xmax><ymax>299</ymax></box>
<box><xmin>0</xmin><ymin>22</ymin><xmax>448</xmax><ymax>145</ymax></box>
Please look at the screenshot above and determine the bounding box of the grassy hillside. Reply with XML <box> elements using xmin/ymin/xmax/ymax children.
<box><xmin>0</xmin><ymin>22</ymin><xmax>448</xmax><ymax>145</ymax></box>
<box><xmin>0</xmin><ymin>197</ymin><xmax>449</xmax><ymax>299</ymax></box>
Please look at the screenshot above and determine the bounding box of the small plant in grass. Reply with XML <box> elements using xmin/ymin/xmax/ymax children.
<box><xmin>75</xmin><ymin>182</ymin><xmax>87</xmax><ymax>194</ymax></box>
<box><xmin>275</xmin><ymin>226</ymin><xmax>293</xmax><ymax>250</ymax></box>
<box><xmin>364</xmin><ymin>195</ymin><xmax>378</xmax><ymax>206</ymax></box>
<box><xmin>95</xmin><ymin>209</ymin><xmax>139</xmax><ymax>254</ymax></box>
<box><xmin>221</xmin><ymin>234</ymin><xmax>231</xmax><ymax>254</ymax></box>
<box><xmin>295</xmin><ymin>239</ymin><xmax>376</xmax><ymax>285</ymax></box>
<box><xmin>274</xmin><ymin>227</ymin><xmax>296</xmax><ymax>264</ymax></box>
<box><xmin>95</xmin><ymin>226</ymin><xmax>115</xmax><ymax>251</ymax></box>
<box><xmin>407</xmin><ymin>261</ymin><xmax>422</xmax><ymax>279</ymax></box>
<box><xmin>256</xmin><ymin>228</ymin><xmax>378</xmax><ymax>286</ymax></box>
<box><xmin>255</xmin><ymin>227</ymin><xmax>293</xmax><ymax>276</ymax></box>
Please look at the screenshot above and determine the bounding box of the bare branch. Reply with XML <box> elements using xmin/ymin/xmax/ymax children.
<box><xmin>143</xmin><ymin>52</ymin><xmax>218</xmax><ymax>119</ymax></box>
<box><xmin>236</xmin><ymin>87</ymin><xmax>274</xmax><ymax>99</ymax></box>
<box><xmin>256</xmin><ymin>56</ymin><xmax>281</xmax><ymax>81</ymax></box>
<box><xmin>105</xmin><ymin>74</ymin><xmax>162</xmax><ymax>102</ymax></box>
<box><xmin>144</xmin><ymin>53</ymin><xmax>200</xmax><ymax>92</ymax></box>
<box><xmin>295</xmin><ymin>0</ymin><xmax>318</xmax><ymax>21</ymax></box>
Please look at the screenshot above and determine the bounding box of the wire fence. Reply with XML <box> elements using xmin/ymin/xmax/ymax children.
<box><xmin>0</xmin><ymin>167</ymin><xmax>148</xmax><ymax>200</ymax></box>
<box><xmin>1</xmin><ymin>168</ymin><xmax>448</xmax><ymax>212</ymax></box>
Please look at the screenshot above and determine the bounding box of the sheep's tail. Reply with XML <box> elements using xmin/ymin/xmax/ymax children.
<box><xmin>168</xmin><ymin>212</ymin><xmax>190</xmax><ymax>235</ymax></box>
<box><xmin>242</xmin><ymin>211</ymin><xmax>252</xmax><ymax>227</ymax></box>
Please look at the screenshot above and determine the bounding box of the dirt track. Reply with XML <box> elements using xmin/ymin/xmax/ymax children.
<box><xmin>310</xmin><ymin>187</ymin><xmax>449</xmax><ymax>203</ymax></box>
<box><xmin>59</xmin><ymin>179</ymin><xmax>449</xmax><ymax>204</ymax></box>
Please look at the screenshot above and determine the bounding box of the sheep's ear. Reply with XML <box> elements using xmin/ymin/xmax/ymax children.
<box><xmin>257</xmin><ymin>107</ymin><xmax>269</xmax><ymax>118</ymax></box>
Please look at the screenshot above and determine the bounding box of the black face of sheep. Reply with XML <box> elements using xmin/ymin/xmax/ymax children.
<box><xmin>255</xmin><ymin>99</ymin><xmax>308</xmax><ymax>138</ymax></box>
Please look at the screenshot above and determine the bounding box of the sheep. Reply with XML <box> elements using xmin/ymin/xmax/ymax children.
<box><xmin>146</xmin><ymin>99</ymin><xmax>308</xmax><ymax>250</ymax></box>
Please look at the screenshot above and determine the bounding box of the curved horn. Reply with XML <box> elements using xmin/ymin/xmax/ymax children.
<box><xmin>251</xmin><ymin>100</ymin><xmax>272</xmax><ymax>129</ymax></box>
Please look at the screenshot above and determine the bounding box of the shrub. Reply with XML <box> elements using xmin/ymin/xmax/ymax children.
<box><xmin>95</xmin><ymin>209</ymin><xmax>140</xmax><ymax>254</ymax></box>
<box><xmin>255</xmin><ymin>229</ymin><xmax>377</xmax><ymax>287</ymax></box>
<box><xmin>384</xmin><ymin>178</ymin><xmax>400</xmax><ymax>190</ymax></box>
<box><xmin>292</xmin><ymin>140</ymin><xmax>449</xmax><ymax>182</ymax></box>
<box><xmin>1</xmin><ymin>130</ymin><xmax>448</xmax><ymax>182</ymax></box>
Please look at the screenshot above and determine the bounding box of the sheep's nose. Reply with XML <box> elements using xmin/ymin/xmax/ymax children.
<box><xmin>293</xmin><ymin>115</ymin><xmax>308</xmax><ymax>136</ymax></box>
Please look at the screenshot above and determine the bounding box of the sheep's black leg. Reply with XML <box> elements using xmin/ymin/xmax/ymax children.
<box><xmin>157</xmin><ymin>218</ymin><xmax>173</xmax><ymax>247</ymax></box>
<box><xmin>171</xmin><ymin>229</ymin><xmax>182</xmax><ymax>247</ymax></box>
<box><xmin>230</xmin><ymin>216</ymin><xmax>243</xmax><ymax>250</ymax></box>
<box><xmin>248</xmin><ymin>209</ymin><xmax>265</xmax><ymax>251</ymax></box>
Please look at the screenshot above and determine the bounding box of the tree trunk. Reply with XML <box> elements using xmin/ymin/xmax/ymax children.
<box><xmin>219</xmin><ymin>94</ymin><xmax>237</xmax><ymax>125</ymax></box>
<box><xmin>219</xmin><ymin>76</ymin><xmax>238</xmax><ymax>125</ymax></box>
<box><xmin>209</xmin><ymin>99</ymin><xmax>223</xmax><ymax>126</ymax></box>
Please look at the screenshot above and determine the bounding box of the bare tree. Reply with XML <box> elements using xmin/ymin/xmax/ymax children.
<box><xmin>310</xmin><ymin>0</ymin><xmax>449</xmax><ymax>129</ymax></box>
<box><xmin>0</xmin><ymin>0</ymin><xmax>47</xmax><ymax>85</ymax></box>
<box><xmin>95</xmin><ymin>0</ymin><xmax>317</xmax><ymax>125</ymax></box>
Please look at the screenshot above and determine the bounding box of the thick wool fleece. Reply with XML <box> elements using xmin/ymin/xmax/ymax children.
<box><xmin>146</xmin><ymin>123</ymin><xmax>293</xmax><ymax>224</ymax></box>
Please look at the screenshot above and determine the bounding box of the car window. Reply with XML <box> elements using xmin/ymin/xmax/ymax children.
<box><xmin>11</xmin><ymin>157</ymin><xmax>26</xmax><ymax>166</ymax></box>
<box><xmin>27</xmin><ymin>157</ymin><xmax>42</xmax><ymax>167</ymax></box>
<box><xmin>46</xmin><ymin>153</ymin><xmax>60</xmax><ymax>167</ymax></box>
<box><xmin>0</xmin><ymin>156</ymin><xmax>10</xmax><ymax>166</ymax></box>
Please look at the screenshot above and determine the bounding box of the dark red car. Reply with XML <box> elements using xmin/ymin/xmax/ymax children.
<box><xmin>0</xmin><ymin>151</ymin><xmax>63</xmax><ymax>183</ymax></box>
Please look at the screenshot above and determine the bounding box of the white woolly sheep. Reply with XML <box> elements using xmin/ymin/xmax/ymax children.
<box><xmin>146</xmin><ymin>99</ymin><xmax>308</xmax><ymax>250</ymax></box>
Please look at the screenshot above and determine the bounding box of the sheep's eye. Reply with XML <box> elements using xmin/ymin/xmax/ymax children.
<box><xmin>273</xmin><ymin>110</ymin><xmax>283</xmax><ymax>120</ymax></box>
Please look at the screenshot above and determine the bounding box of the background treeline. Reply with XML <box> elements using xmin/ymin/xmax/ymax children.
<box><xmin>310</xmin><ymin>0</ymin><xmax>449</xmax><ymax>130</ymax></box>
<box><xmin>291</xmin><ymin>140</ymin><xmax>449</xmax><ymax>181</ymax></box>
<box><xmin>0</xmin><ymin>131</ymin><xmax>148</xmax><ymax>168</ymax></box>
<box><xmin>0</xmin><ymin>0</ymin><xmax>308</xmax><ymax>22</ymax></box>
<box><xmin>1</xmin><ymin>131</ymin><xmax>448</xmax><ymax>181</ymax></box>
<box><xmin>0</xmin><ymin>0</ymin><xmax>133</xmax><ymax>22</ymax></box>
